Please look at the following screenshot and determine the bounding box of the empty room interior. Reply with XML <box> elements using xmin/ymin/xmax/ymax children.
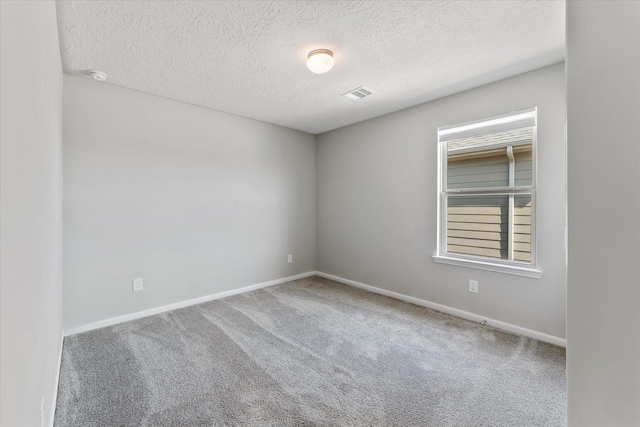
<box><xmin>1</xmin><ymin>1</ymin><xmax>639</xmax><ymax>426</ymax></box>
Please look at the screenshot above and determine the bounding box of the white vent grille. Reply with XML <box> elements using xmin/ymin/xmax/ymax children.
<box><xmin>342</xmin><ymin>86</ymin><xmax>375</xmax><ymax>100</ymax></box>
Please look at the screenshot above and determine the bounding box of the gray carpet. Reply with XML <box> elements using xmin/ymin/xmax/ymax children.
<box><xmin>54</xmin><ymin>276</ymin><xmax>566</xmax><ymax>426</ymax></box>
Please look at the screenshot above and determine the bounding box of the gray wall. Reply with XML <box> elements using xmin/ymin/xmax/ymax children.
<box><xmin>317</xmin><ymin>63</ymin><xmax>566</xmax><ymax>339</ymax></box>
<box><xmin>566</xmin><ymin>1</ymin><xmax>640</xmax><ymax>426</ymax></box>
<box><xmin>0</xmin><ymin>1</ymin><xmax>64</xmax><ymax>426</ymax></box>
<box><xmin>63</xmin><ymin>76</ymin><xmax>316</xmax><ymax>330</ymax></box>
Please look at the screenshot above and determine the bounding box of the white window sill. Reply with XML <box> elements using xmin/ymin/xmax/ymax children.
<box><xmin>432</xmin><ymin>255</ymin><xmax>543</xmax><ymax>279</ymax></box>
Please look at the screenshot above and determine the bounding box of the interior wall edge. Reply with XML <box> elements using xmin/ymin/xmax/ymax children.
<box><xmin>0</xmin><ymin>1</ymin><xmax>64</xmax><ymax>425</ymax></box>
<box><xmin>49</xmin><ymin>333</ymin><xmax>64</xmax><ymax>427</ymax></box>
<box><xmin>566</xmin><ymin>1</ymin><xmax>640</xmax><ymax>425</ymax></box>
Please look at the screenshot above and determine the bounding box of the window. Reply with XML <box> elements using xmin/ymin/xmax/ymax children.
<box><xmin>433</xmin><ymin>107</ymin><xmax>542</xmax><ymax>278</ymax></box>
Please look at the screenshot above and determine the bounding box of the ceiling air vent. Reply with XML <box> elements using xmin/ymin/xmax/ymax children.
<box><xmin>342</xmin><ymin>86</ymin><xmax>375</xmax><ymax>100</ymax></box>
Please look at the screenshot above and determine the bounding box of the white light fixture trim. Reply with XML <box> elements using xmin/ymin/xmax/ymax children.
<box><xmin>88</xmin><ymin>70</ymin><xmax>108</xmax><ymax>81</ymax></box>
<box><xmin>306</xmin><ymin>49</ymin><xmax>334</xmax><ymax>74</ymax></box>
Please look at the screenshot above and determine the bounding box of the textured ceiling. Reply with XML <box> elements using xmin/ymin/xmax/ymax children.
<box><xmin>56</xmin><ymin>1</ymin><xmax>565</xmax><ymax>134</ymax></box>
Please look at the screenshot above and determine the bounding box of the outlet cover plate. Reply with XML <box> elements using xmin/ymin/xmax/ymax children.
<box><xmin>133</xmin><ymin>278</ymin><xmax>143</xmax><ymax>292</ymax></box>
<box><xmin>469</xmin><ymin>280</ymin><xmax>479</xmax><ymax>294</ymax></box>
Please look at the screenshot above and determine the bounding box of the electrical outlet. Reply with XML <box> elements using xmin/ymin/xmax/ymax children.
<box><xmin>287</xmin><ymin>254</ymin><xmax>293</xmax><ymax>263</ymax></box>
<box><xmin>132</xmin><ymin>277</ymin><xmax>143</xmax><ymax>292</ymax></box>
<box><xmin>469</xmin><ymin>280</ymin><xmax>479</xmax><ymax>294</ymax></box>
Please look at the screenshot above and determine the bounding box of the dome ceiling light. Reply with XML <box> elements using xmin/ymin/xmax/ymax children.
<box><xmin>88</xmin><ymin>70</ymin><xmax>108</xmax><ymax>81</ymax></box>
<box><xmin>306</xmin><ymin>49</ymin><xmax>334</xmax><ymax>74</ymax></box>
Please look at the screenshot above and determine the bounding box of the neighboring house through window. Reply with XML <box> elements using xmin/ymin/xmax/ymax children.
<box><xmin>434</xmin><ymin>107</ymin><xmax>542</xmax><ymax>278</ymax></box>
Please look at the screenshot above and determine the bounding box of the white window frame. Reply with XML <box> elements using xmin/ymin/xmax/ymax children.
<box><xmin>433</xmin><ymin>107</ymin><xmax>542</xmax><ymax>278</ymax></box>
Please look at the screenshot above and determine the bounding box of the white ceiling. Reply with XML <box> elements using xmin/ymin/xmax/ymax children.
<box><xmin>56</xmin><ymin>1</ymin><xmax>565</xmax><ymax>135</ymax></box>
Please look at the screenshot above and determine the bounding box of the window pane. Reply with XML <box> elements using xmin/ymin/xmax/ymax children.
<box><xmin>447</xmin><ymin>194</ymin><xmax>533</xmax><ymax>263</ymax></box>
<box><xmin>514</xmin><ymin>143</ymin><xmax>533</xmax><ymax>187</ymax></box>
<box><xmin>514</xmin><ymin>194</ymin><xmax>532</xmax><ymax>262</ymax></box>
<box><xmin>438</xmin><ymin>111</ymin><xmax>537</xmax><ymax>270</ymax></box>
<box><xmin>447</xmin><ymin>195</ymin><xmax>509</xmax><ymax>259</ymax></box>
<box><xmin>447</xmin><ymin>151</ymin><xmax>508</xmax><ymax>189</ymax></box>
<box><xmin>446</xmin><ymin>128</ymin><xmax>533</xmax><ymax>190</ymax></box>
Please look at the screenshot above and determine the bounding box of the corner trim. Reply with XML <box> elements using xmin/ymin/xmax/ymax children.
<box><xmin>49</xmin><ymin>332</ymin><xmax>63</xmax><ymax>427</ymax></box>
<box><xmin>63</xmin><ymin>271</ymin><xmax>317</xmax><ymax>337</ymax></box>
<box><xmin>316</xmin><ymin>271</ymin><xmax>565</xmax><ymax>347</ymax></box>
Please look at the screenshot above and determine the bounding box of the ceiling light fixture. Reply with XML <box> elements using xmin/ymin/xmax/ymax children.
<box><xmin>306</xmin><ymin>49</ymin><xmax>334</xmax><ymax>74</ymax></box>
<box><xmin>88</xmin><ymin>70</ymin><xmax>108</xmax><ymax>81</ymax></box>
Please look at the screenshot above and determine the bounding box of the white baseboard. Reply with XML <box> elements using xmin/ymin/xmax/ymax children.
<box><xmin>49</xmin><ymin>332</ymin><xmax>63</xmax><ymax>427</ymax></box>
<box><xmin>63</xmin><ymin>269</ymin><xmax>566</xmax><ymax>348</ymax></box>
<box><xmin>316</xmin><ymin>271</ymin><xmax>566</xmax><ymax>348</ymax></box>
<box><xmin>63</xmin><ymin>271</ymin><xmax>316</xmax><ymax>337</ymax></box>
